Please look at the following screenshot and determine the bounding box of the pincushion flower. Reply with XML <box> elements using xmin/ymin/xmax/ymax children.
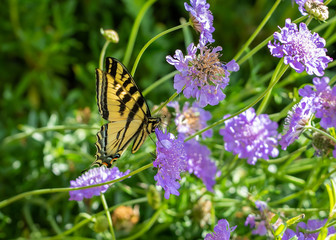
<box><xmin>268</xmin><ymin>18</ymin><xmax>332</xmax><ymax>76</ymax></box>
<box><xmin>219</xmin><ymin>108</ymin><xmax>279</xmax><ymax>165</ymax></box>
<box><xmin>166</xmin><ymin>43</ymin><xmax>239</xmax><ymax>107</ymax></box>
<box><xmin>154</xmin><ymin>129</ymin><xmax>187</xmax><ymax>199</ymax></box>
<box><xmin>168</xmin><ymin>101</ymin><xmax>213</xmax><ymax>139</ymax></box>
<box><xmin>282</xmin><ymin>219</ymin><xmax>336</xmax><ymax>239</ymax></box>
<box><xmin>204</xmin><ymin>219</ymin><xmax>236</xmax><ymax>240</ymax></box>
<box><xmin>184</xmin><ymin>0</ymin><xmax>215</xmax><ymax>46</ymax></box>
<box><xmin>296</xmin><ymin>0</ymin><xmax>328</xmax><ymax>21</ymax></box>
<box><xmin>279</xmin><ymin>97</ymin><xmax>315</xmax><ymax>150</ymax></box>
<box><xmin>184</xmin><ymin>138</ymin><xmax>217</xmax><ymax>191</ymax></box>
<box><xmin>69</xmin><ymin>167</ymin><xmax>130</xmax><ymax>201</ymax></box>
<box><xmin>299</xmin><ymin>77</ymin><xmax>336</xmax><ymax>129</ymax></box>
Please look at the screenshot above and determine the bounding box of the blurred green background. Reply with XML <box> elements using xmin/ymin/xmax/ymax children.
<box><xmin>1</xmin><ymin>0</ymin><xmax>335</xmax><ymax>239</ymax></box>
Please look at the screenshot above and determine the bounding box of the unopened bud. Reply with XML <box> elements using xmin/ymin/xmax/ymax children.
<box><xmin>305</xmin><ymin>0</ymin><xmax>329</xmax><ymax>21</ymax></box>
<box><xmin>100</xmin><ymin>28</ymin><xmax>119</xmax><ymax>43</ymax></box>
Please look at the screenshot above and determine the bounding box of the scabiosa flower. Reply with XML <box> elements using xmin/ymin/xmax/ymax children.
<box><xmin>168</xmin><ymin>101</ymin><xmax>213</xmax><ymax>139</ymax></box>
<box><xmin>279</xmin><ymin>97</ymin><xmax>315</xmax><ymax>150</ymax></box>
<box><xmin>184</xmin><ymin>0</ymin><xmax>215</xmax><ymax>46</ymax></box>
<box><xmin>204</xmin><ymin>219</ymin><xmax>236</xmax><ymax>240</ymax></box>
<box><xmin>219</xmin><ymin>108</ymin><xmax>279</xmax><ymax>165</ymax></box>
<box><xmin>282</xmin><ymin>219</ymin><xmax>336</xmax><ymax>239</ymax></box>
<box><xmin>296</xmin><ymin>0</ymin><xmax>328</xmax><ymax>21</ymax></box>
<box><xmin>166</xmin><ymin>43</ymin><xmax>239</xmax><ymax>108</ymax></box>
<box><xmin>184</xmin><ymin>138</ymin><xmax>217</xmax><ymax>191</ymax></box>
<box><xmin>154</xmin><ymin>129</ymin><xmax>187</xmax><ymax>199</ymax></box>
<box><xmin>299</xmin><ymin>77</ymin><xmax>336</xmax><ymax>129</ymax></box>
<box><xmin>268</xmin><ymin>18</ymin><xmax>332</xmax><ymax>76</ymax></box>
<box><xmin>69</xmin><ymin>167</ymin><xmax>130</xmax><ymax>201</ymax></box>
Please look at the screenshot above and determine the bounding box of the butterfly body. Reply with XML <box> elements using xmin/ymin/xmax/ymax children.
<box><xmin>93</xmin><ymin>57</ymin><xmax>160</xmax><ymax>168</ymax></box>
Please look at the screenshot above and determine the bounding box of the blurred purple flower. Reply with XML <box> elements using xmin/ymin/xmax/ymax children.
<box><xmin>168</xmin><ymin>101</ymin><xmax>213</xmax><ymax>139</ymax></box>
<box><xmin>252</xmin><ymin>220</ymin><xmax>267</xmax><ymax>236</ymax></box>
<box><xmin>69</xmin><ymin>167</ymin><xmax>130</xmax><ymax>201</ymax></box>
<box><xmin>154</xmin><ymin>129</ymin><xmax>187</xmax><ymax>199</ymax></box>
<box><xmin>219</xmin><ymin>108</ymin><xmax>279</xmax><ymax>165</ymax></box>
<box><xmin>245</xmin><ymin>214</ymin><xmax>256</xmax><ymax>228</ymax></box>
<box><xmin>299</xmin><ymin>77</ymin><xmax>336</xmax><ymax>129</ymax></box>
<box><xmin>166</xmin><ymin>43</ymin><xmax>239</xmax><ymax>107</ymax></box>
<box><xmin>184</xmin><ymin>138</ymin><xmax>217</xmax><ymax>191</ymax></box>
<box><xmin>184</xmin><ymin>0</ymin><xmax>215</xmax><ymax>46</ymax></box>
<box><xmin>204</xmin><ymin>219</ymin><xmax>236</xmax><ymax>240</ymax></box>
<box><xmin>279</xmin><ymin>97</ymin><xmax>315</xmax><ymax>150</ymax></box>
<box><xmin>268</xmin><ymin>18</ymin><xmax>332</xmax><ymax>76</ymax></box>
<box><xmin>255</xmin><ymin>200</ymin><xmax>267</xmax><ymax>211</ymax></box>
<box><xmin>282</xmin><ymin>219</ymin><xmax>336</xmax><ymax>239</ymax></box>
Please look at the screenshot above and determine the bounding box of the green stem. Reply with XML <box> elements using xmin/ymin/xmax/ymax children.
<box><xmin>185</xmin><ymin>64</ymin><xmax>288</xmax><ymax>142</ymax></box>
<box><xmin>123</xmin><ymin>0</ymin><xmax>157</xmax><ymax>67</ymax></box>
<box><xmin>142</xmin><ymin>71</ymin><xmax>178</xmax><ymax>96</ymax></box>
<box><xmin>265</xmin><ymin>146</ymin><xmax>308</xmax><ymax>164</ymax></box>
<box><xmin>3</xmin><ymin>124</ymin><xmax>99</xmax><ymax>145</ymax></box>
<box><xmin>257</xmin><ymin>59</ymin><xmax>287</xmax><ymax>115</ymax></box>
<box><xmin>234</xmin><ymin>0</ymin><xmax>281</xmax><ymax>61</ymax></box>
<box><xmin>0</xmin><ymin>163</ymin><xmax>153</xmax><ymax>209</ymax></box>
<box><xmin>120</xmin><ymin>207</ymin><xmax>163</xmax><ymax>240</ymax></box>
<box><xmin>131</xmin><ymin>22</ymin><xmax>191</xmax><ymax>77</ymax></box>
<box><xmin>305</xmin><ymin>126</ymin><xmax>336</xmax><ymax>143</ymax></box>
<box><xmin>152</xmin><ymin>91</ymin><xmax>180</xmax><ymax>115</ymax></box>
<box><xmin>100</xmin><ymin>193</ymin><xmax>115</xmax><ymax>240</ymax></box>
<box><xmin>268</xmin><ymin>190</ymin><xmax>305</xmax><ymax>206</ymax></box>
<box><xmin>99</xmin><ymin>40</ymin><xmax>110</xmax><ymax>70</ymax></box>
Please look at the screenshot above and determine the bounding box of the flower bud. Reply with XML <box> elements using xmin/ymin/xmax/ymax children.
<box><xmin>305</xmin><ymin>0</ymin><xmax>329</xmax><ymax>21</ymax></box>
<box><xmin>100</xmin><ymin>28</ymin><xmax>119</xmax><ymax>43</ymax></box>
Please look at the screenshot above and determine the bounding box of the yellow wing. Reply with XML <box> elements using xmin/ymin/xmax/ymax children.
<box><xmin>92</xmin><ymin>57</ymin><xmax>160</xmax><ymax>168</ymax></box>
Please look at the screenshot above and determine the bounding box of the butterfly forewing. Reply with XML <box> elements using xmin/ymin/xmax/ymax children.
<box><xmin>92</xmin><ymin>57</ymin><xmax>160</xmax><ymax>168</ymax></box>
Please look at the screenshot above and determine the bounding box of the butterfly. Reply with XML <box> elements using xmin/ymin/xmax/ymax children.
<box><xmin>91</xmin><ymin>57</ymin><xmax>161</xmax><ymax>168</ymax></box>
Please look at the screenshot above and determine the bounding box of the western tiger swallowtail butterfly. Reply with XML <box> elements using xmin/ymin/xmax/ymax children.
<box><xmin>91</xmin><ymin>57</ymin><xmax>161</xmax><ymax>168</ymax></box>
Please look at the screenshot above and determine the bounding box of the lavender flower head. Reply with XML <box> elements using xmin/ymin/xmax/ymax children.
<box><xmin>69</xmin><ymin>167</ymin><xmax>130</xmax><ymax>201</ymax></box>
<box><xmin>280</xmin><ymin>97</ymin><xmax>315</xmax><ymax>150</ymax></box>
<box><xmin>167</xmin><ymin>43</ymin><xmax>239</xmax><ymax>107</ymax></box>
<box><xmin>219</xmin><ymin>108</ymin><xmax>279</xmax><ymax>165</ymax></box>
<box><xmin>296</xmin><ymin>0</ymin><xmax>328</xmax><ymax>21</ymax></box>
<box><xmin>204</xmin><ymin>219</ymin><xmax>236</xmax><ymax>240</ymax></box>
<box><xmin>154</xmin><ymin>129</ymin><xmax>187</xmax><ymax>199</ymax></box>
<box><xmin>245</xmin><ymin>214</ymin><xmax>256</xmax><ymax>228</ymax></box>
<box><xmin>282</xmin><ymin>219</ymin><xmax>336</xmax><ymax>240</ymax></box>
<box><xmin>268</xmin><ymin>18</ymin><xmax>332</xmax><ymax>76</ymax></box>
<box><xmin>184</xmin><ymin>0</ymin><xmax>215</xmax><ymax>46</ymax></box>
<box><xmin>299</xmin><ymin>77</ymin><xmax>336</xmax><ymax>129</ymax></box>
<box><xmin>168</xmin><ymin>101</ymin><xmax>213</xmax><ymax>139</ymax></box>
<box><xmin>184</xmin><ymin>138</ymin><xmax>217</xmax><ymax>191</ymax></box>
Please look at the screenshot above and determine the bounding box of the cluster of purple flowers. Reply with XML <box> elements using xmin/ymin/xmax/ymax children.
<box><xmin>245</xmin><ymin>201</ymin><xmax>269</xmax><ymax>236</ymax></box>
<box><xmin>268</xmin><ymin>18</ymin><xmax>332</xmax><ymax>77</ymax></box>
<box><xmin>204</xmin><ymin>219</ymin><xmax>236</xmax><ymax>240</ymax></box>
<box><xmin>219</xmin><ymin>108</ymin><xmax>279</xmax><ymax>165</ymax></box>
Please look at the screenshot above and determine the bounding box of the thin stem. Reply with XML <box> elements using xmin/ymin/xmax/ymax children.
<box><xmin>142</xmin><ymin>71</ymin><xmax>178</xmax><ymax>96</ymax></box>
<box><xmin>100</xmin><ymin>193</ymin><xmax>115</xmax><ymax>240</ymax></box>
<box><xmin>3</xmin><ymin>124</ymin><xmax>99</xmax><ymax>145</ymax></box>
<box><xmin>0</xmin><ymin>163</ymin><xmax>153</xmax><ymax>208</ymax></box>
<box><xmin>268</xmin><ymin>190</ymin><xmax>305</xmax><ymax>206</ymax></box>
<box><xmin>152</xmin><ymin>91</ymin><xmax>180</xmax><ymax>115</ymax></box>
<box><xmin>234</xmin><ymin>0</ymin><xmax>281</xmax><ymax>61</ymax></box>
<box><xmin>123</xmin><ymin>0</ymin><xmax>157</xmax><ymax>67</ymax></box>
<box><xmin>131</xmin><ymin>22</ymin><xmax>191</xmax><ymax>77</ymax></box>
<box><xmin>305</xmin><ymin>126</ymin><xmax>336</xmax><ymax>143</ymax></box>
<box><xmin>99</xmin><ymin>40</ymin><xmax>110</xmax><ymax>70</ymax></box>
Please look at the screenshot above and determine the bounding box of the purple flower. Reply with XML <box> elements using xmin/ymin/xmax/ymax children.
<box><xmin>296</xmin><ymin>0</ymin><xmax>328</xmax><ymax>21</ymax></box>
<box><xmin>282</xmin><ymin>219</ymin><xmax>336</xmax><ymax>239</ymax></box>
<box><xmin>280</xmin><ymin>97</ymin><xmax>315</xmax><ymax>150</ymax></box>
<box><xmin>219</xmin><ymin>108</ymin><xmax>279</xmax><ymax>165</ymax></box>
<box><xmin>184</xmin><ymin>138</ymin><xmax>217</xmax><ymax>191</ymax></box>
<box><xmin>184</xmin><ymin>0</ymin><xmax>215</xmax><ymax>46</ymax></box>
<box><xmin>204</xmin><ymin>219</ymin><xmax>236</xmax><ymax>240</ymax></box>
<box><xmin>252</xmin><ymin>220</ymin><xmax>267</xmax><ymax>236</ymax></box>
<box><xmin>245</xmin><ymin>214</ymin><xmax>256</xmax><ymax>228</ymax></box>
<box><xmin>168</xmin><ymin>101</ymin><xmax>213</xmax><ymax>139</ymax></box>
<box><xmin>268</xmin><ymin>18</ymin><xmax>332</xmax><ymax>76</ymax></box>
<box><xmin>166</xmin><ymin>43</ymin><xmax>239</xmax><ymax>108</ymax></box>
<box><xmin>69</xmin><ymin>167</ymin><xmax>130</xmax><ymax>201</ymax></box>
<box><xmin>299</xmin><ymin>77</ymin><xmax>336</xmax><ymax>129</ymax></box>
<box><xmin>154</xmin><ymin>129</ymin><xmax>187</xmax><ymax>199</ymax></box>
<box><xmin>255</xmin><ymin>200</ymin><xmax>267</xmax><ymax>211</ymax></box>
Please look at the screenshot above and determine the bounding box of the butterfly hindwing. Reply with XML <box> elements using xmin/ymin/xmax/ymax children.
<box><xmin>91</xmin><ymin>57</ymin><xmax>161</xmax><ymax>168</ymax></box>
